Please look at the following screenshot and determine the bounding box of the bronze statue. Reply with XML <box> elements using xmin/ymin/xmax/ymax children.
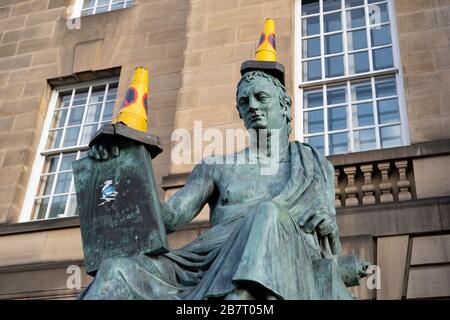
<box><xmin>79</xmin><ymin>69</ymin><xmax>368</xmax><ymax>300</ymax></box>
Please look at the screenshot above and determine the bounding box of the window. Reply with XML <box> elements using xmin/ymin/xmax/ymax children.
<box><xmin>295</xmin><ymin>0</ymin><xmax>409</xmax><ymax>156</ymax></box>
<box><xmin>81</xmin><ymin>0</ymin><xmax>134</xmax><ymax>16</ymax></box>
<box><xmin>69</xmin><ymin>0</ymin><xmax>134</xmax><ymax>18</ymax></box>
<box><xmin>21</xmin><ymin>79</ymin><xmax>118</xmax><ymax>221</ymax></box>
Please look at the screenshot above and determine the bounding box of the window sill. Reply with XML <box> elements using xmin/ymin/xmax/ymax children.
<box><xmin>327</xmin><ymin>139</ymin><xmax>450</xmax><ymax>166</ymax></box>
<box><xmin>0</xmin><ymin>216</ymin><xmax>80</xmax><ymax>236</ymax></box>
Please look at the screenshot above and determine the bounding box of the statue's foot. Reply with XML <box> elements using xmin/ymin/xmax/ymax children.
<box><xmin>224</xmin><ymin>288</ymin><xmax>256</xmax><ymax>300</ymax></box>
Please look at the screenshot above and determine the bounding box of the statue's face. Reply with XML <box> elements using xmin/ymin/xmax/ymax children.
<box><xmin>237</xmin><ymin>76</ymin><xmax>285</xmax><ymax>132</ymax></box>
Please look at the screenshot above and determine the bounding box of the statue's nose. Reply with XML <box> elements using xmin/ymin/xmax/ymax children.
<box><xmin>248</xmin><ymin>97</ymin><xmax>260</xmax><ymax>113</ymax></box>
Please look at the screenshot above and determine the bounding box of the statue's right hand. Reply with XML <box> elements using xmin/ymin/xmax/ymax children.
<box><xmin>88</xmin><ymin>144</ymin><xmax>120</xmax><ymax>161</ymax></box>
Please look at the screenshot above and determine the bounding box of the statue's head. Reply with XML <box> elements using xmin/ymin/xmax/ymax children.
<box><xmin>236</xmin><ymin>71</ymin><xmax>292</xmax><ymax>137</ymax></box>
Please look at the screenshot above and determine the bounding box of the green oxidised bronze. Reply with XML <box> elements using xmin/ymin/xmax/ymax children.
<box><xmin>73</xmin><ymin>143</ymin><xmax>168</xmax><ymax>276</ymax></box>
<box><xmin>76</xmin><ymin>71</ymin><xmax>370</xmax><ymax>300</ymax></box>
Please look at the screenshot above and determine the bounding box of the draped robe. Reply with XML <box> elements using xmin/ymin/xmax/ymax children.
<box><xmin>80</xmin><ymin>141</ymin><xmax>338</xmax><ymax>300</ymax></box>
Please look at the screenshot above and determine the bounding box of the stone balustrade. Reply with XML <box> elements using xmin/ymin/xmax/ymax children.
<box><xmin>333</xmin><ymin>159</ymin><xmax>414</xmax><ymax>208</ymax></box>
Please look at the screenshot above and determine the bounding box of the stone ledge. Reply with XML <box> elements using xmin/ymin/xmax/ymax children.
<box><xmin>0</xmin><ymin>215</ymin><xmax>210</xmax><ymax>236</ymax></box>
<box><xmin>337</xmin><ymin>196</ymin><xmax>450</xmax><ymax>238</ymax></box>
<box><xmin>336</xmin><ymin>195</ymin><xmax>450</xmax><ymax>216</ymax></box>
<box><xmin>0</xmin><ymin>216</ymin><xmax>80</xmax><ymax>236</ymax></box>
<box><xmin>328</xmin><ymin>139</ymin><xmax>450</xmax><ymax>167</ymax></box>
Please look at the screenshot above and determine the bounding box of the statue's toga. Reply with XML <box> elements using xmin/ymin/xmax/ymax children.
<box><xmin>80</xmin><ymin>71</ymin><xmax>358</xmax><ymax>300</ymax></box>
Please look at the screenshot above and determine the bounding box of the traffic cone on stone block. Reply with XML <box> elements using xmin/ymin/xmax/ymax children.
<box><xmin>112</xmin><ymin>66</ymin><xmax>149</xmax><ymax>133</ymax></box>
<box><xmin>240</xmin><ymin>18</ymin><xmax>285</xmax><ymax>85</ymax></box>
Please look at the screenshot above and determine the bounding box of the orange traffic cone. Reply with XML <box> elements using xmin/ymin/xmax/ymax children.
<box><xmin>256</xmin><ymin>18</ymin><xmax>277</xmax><ymax>62</ymax></box>
<box><xmin>240</xmin><ymin>18</ymin><xmax>285</xmax><ymax>85</ymax></box>
<box><xmin>112</xmin><ymin>67</ymin><xmax>149</xmax><ymax>133</ymax></box>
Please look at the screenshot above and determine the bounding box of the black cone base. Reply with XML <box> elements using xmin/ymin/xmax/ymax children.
<box><xmin>240</xmin><ymin>60</ymin><xmax>285</xmax><ymax>86</ymax></box>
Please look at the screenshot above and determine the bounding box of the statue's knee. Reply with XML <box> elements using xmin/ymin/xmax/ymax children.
<box><xmin>256</xmin><ymin>201</ymin><xmax>280</xmax><ymax>219</ymax></box>
<box><xmin>98</xmin><ymin>256</ymin><xmax>129</xmax><ymax>276</ymax></box>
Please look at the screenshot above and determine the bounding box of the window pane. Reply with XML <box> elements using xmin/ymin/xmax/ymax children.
<box><xmin>324</xmin><ymin>12</ymin><xmax>342</xmax><ymax>32</ymax></box>
<box><xmin>346</xmin><ymin>8</ymin><xmax>366</xmax><ymax>29</ymax></box>
<box><xmin>354</xmin><ymin>128</ymin><xmax>376</xmax><ymax>151</ymax></box>
<box><xmin>72</xmin><ymin>90</ymin><xmax>88</xmax><ymax>106</ymax></box>
<box><xmin>306</xmin><ymin>135</ymin><xmax>325</xmax><ymax>155</ymax></box>
<box><xmin>46</xmin><ymin>155</ymin><xmax>59</xmax><ymax>173</ymax></box>
<box><xmin>48</xmin><ymin>195</ymin><xmax>68</xmax><ymax>218</ymax></box>
<box><xmin>60</xmin><ymin>153</ymin><xmax>76</xmax><ymax>171</ymax></box>
<box><xmin>54</xmin><ymin>172</ymin><xmax>72</xmax><ymax>194</ymax></box>
<box><xmin>103</xmin><ymin>101</ymin><xmax>115</xmax><ymax>121</ymax></box>
<box><xmin>67</xmin><ymin>106</ymin><xmax>85</xmax><ymax>126</ymax></box>
<box><xmin>351</xmin><ymin>81</ymin><xmax>372</xmax><ymax>101</ymax></box>
<box><xmin>378</xmin><ymin>98</ymin><xmax>400</xmax><ymax>124</ymax></box>
<box><xmin>303</xmin><ymin>59</ymin><xmax>322</xmax><ymax>81</ymax></box>
<box><xmin>62</xmin><ymin>126</ymin><xmax>80</xmax><ymax>147</ymax></box>
<box><xmin>125</xmin><ymin>0</ymin><xmax>133</xmax><ymax>8</ymax></box>
<box><xmin>346</xmin><ymin>0</ymin><xmax>364</xmax><ymax>8</ymax></box>
<box><xmin>302</xmin><ymin>0</ymin><xmax>320</xmax><ymax>15</ymax></box>
<box><xmin>80</xmin><ymin>124</ymin><xmax>98</xmax><ymax>145</ymax></box>
<box><xmin>89</xmin><ymin>85</ymin><xmax>106</xmax><ymax>104</ymax></box>
<box><xmin>325</xmin><ymin>33</ymin><xmax>343</xmax><ymax>54</ymax></box>
<box><xmin>66</xmin><ymin>195</ymin><xmax>78</xmax><ymax>217</ymax></box>
<box><xmin>82</xmin><ymin>0</ymin><xmax>95</xmax><ymax>9</ymax></box>
<box><xmin>304</xmin><ymin>110</ymin><xmax>324</xmax><ymax>134</ymax></box>
<box><xmin>35</xmin><ymin>197</ymin><xmax>49</xmax><ymax>220</ymax></box>
<box><xmin>349</xmin><ymin>51</ymin><xmax>370</xmax><ymax>74</ymax></box>
<box><xmin>304</xmin><ymin>90</ymin><xmax>323</xmax><ymax>109</ymax></box>
<box><xmin>380</xmin><ymin>125</ymin><xmax>402</xmax><ymax>148</ymax></box>
<box><xmin>328</xmin><ymin>107</ymin><xmax>347</xmax><ymax>131</ymax></box>
<box><xmin>303</xmin><ymin>16</ymin><xmax>320</xmax><ymax>36</ymax></box>
<box><xmin>325</xmin><ymin>55</ymin><xmax>344</xmax><ymax>77</ymax></box>
<box><xmin>323</xmin><ymin>0</ymin><xmax>341</xmax><ymax>12</ymax></box>
<box><xmin>85</xmin><ymin>103</ymin><xmax>102</xmax><ymax>124</ymax></box>
<box><xmin>375</xmin><ymin>76</ymin><xmax>397</xmax><ymax>97</ymax></box>
<box><xmin>329</xmin><ymin>132</ymin><xmax>348</xmax><ymax>155</ymax></box>
<box><xmin>39</xmin><ymin>174</ymin><xmax>55</xmax><ymax>196</ymax></box>
<box><xmin>373</xmin><ymin>47</ymin><xmax>394</xmax><ymax>70</ymax></box>
<box><xmin>47</xmin><ymin>129</ymin><xmax>63</xmax><ymax>149</ymax></box>
<box><xmin>327</xmin><ymin>85</ymin><xmax>346</xmax><ymax>105</ymax></box>
<box><xmin>52</xmin><ymin>109</ymin><xmax>68</xmax><ymax>129</ymax></box>
<box><xmin>96</xmin><ymin>5</ymin><xmax>109</xmax><ymax>13</ymax></box>
<box><xmin>347</xmin><ymin>29</ymin><xmax>367</xmax><ymax>50</ymax></box>
<box><xmin>97</xmin><ymin>0</ymin><xmax>109</xmax><ymax>5</ymax></box>
<box><xmin>353</xmin><ymin>102</ymin><xmax>374</xmax><ymax>127</ymax></box>
<box><xmin>59</xmin><ymin>94</ymin><xmax>72</xmax><ymax>108</ymax></box>
<box><xmin>111</xmin><ymin>1</ymin><xmax>126</xmax><ymax>10</ymax></box>
<box><xmin>107</xmin><ymin>83</ymin><xmax>118</xmax><ymax>101</ymax></box>
<box><xmin>368</xmin><ymin>2</ymin><xmax>389</xmax><ymax>24</ymax></box>
<box><xmin>303</xmin><ymin>37</ymin><xmax>321</xmax><ymax>58</ymax></box>
<box><xmin>371</xmin><ymin>25</ymin><xmax>392</xmax><ymax>47</ymax></box>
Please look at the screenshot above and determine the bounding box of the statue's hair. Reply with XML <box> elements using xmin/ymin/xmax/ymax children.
<box><xmin>236</xmin><ymin>71</ymin><xmax>292</xmax><ymax>136</ymax></box>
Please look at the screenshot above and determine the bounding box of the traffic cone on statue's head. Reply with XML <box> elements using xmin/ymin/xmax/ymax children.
<box><xmin>112</xmin><ymin>66</ymin><xmax>149</xmax><ymax>133</ymax></box>
<box><xmin>241</xmin><ymin>18</ymin><xmax>285</xmax><ymax>85</ymax></box>
<box><xmin>255</xmin><ymin>18</ymin><xmax>277</xmax><ymax>62</ymax></box>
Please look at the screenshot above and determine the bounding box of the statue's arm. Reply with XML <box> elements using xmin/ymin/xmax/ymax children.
<box><xmin>323</xmin><ymin>160</ymin><xmax>343</xmax><ymax>255</ymax></box>
<box><xmin>160</xmin><ymin>163</ymin><xmax>215</xmax><ymax>233</ymax></box>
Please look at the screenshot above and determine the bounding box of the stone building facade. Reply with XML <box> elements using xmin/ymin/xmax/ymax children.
<box><xmin>0</xmin><ymin>0</ymin><xmax>449</xmax><ymax>299</ymax></box>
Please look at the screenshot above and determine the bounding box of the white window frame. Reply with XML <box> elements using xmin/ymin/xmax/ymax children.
<box><xmin>68</xmin><ymin>0</ymin><xmax>134</xmax><ymax>19</ymax></box>
<box><xmin>294</xmin><ymin>0</ymin><xmax>410</xmax><ymax>155</ymax></box>
<box><xmin>19</xmin><ymin>77</ymin><xmax>119</xmax><ymax>222</ymax></box>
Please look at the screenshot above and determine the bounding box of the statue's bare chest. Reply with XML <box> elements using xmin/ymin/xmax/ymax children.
<box><xmin>215</xmin><ymin>162</ymin><xmax>291</xmax><ymax>206</ymax></box>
